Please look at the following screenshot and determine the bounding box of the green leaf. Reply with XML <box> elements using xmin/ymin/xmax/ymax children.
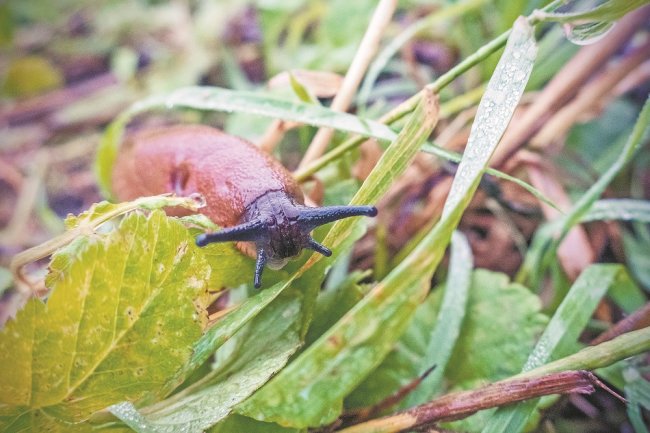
<box><xmin>189</xmin><ymin>234</ymin><xmax>263</xmax><ymax>291</ymax></box>
<box><xmin>564</xmin><ymin>20</ymin><xmax>615</xmax><ymax>46</ymax></box>
<box><xmin>110</xmin><ymin>291</ymin><xmax>301</xmax><ymax>433</ymax></box>
<box><xmin>159</xmin><ymin>281</ymin><xmax>289</xmax><ymax>401</ymax></box>
<box><xmin>0</xmin><ymin>404</ymin><xmax>107</xmax><ymax>433</ymax></box>
<box><xmin>0</xmin><ymin>267</ymin><xmax>12</xmax><ymax>297</ymax></box>
<box><xmin>625</xmin><ymin>367</ymin><xmax>650</xmax><ymax>433</ymax></box>
<box><xmin>481</xmin><ymin>264</ymin><xmax>628</xmax><ymax>433</ymax></box>
<box><xmin>525</xmin><ymin>327</ymin><xmax>650</xmax><ymax>376</ymax></box>
<box><xmin>622</xmin><ymin>225</ymin><xmax>650</xmax><ymax>290</ymax></box>
<box><xmin>347</xmin><ymin>268</ymin><xmax>546</xmax><ymax>432</ymax></box>
<box><xmin>446</xmin><ymin>270</ymin><xmax>548</xmax><ymax>385</ymax></box>
<box><xmin>288</xmin><ymin>72</ymin><xmax>317</xmax><ymax>104</ymax></box>
<box><xmin>0</xmin><ymin>4</ymin><xmax>13</xmax><ymax>46</ymax></box>
<box><xmin>305</xmin><ymin>272</ymin><xmax>370</xmax><ymax>345</ymax></box>
<box><xmin>441</xmin><ymin>17</ymin><xmax>537</xmax><ymax>216</ymax></box>
<box><xmin>443</xmin><ymin>269</ymin><xmax>547</xmax><ymax>432</ymax></box>
<box><xmin>606</xmin><ymin>269</ymin><xmax>646</xmax><ymax>314</ymax></box>
<box><xmin>96</xmin><ymin>119</ymin><xmax>129</xmax><ymax>199</ymax></box>
<box><xmin>209</xmin><ymin>414</ymin><xmax>300</xmax><ymax>433</ymax></box>
<box><xmin>0</xmin><ymin>211</ymin><xmax>210</xmax><ymax>428</ymax></box>
<box><xmin>2</xmin><ymin>56</ymin><xmax>63</xmax><ymax>97</ymax></box>
<box><xmin>580</xmin><ymin>199</ymin><xmax>650</xmax><ymax>223</ymax></box>
<box><xmin>343</xmin><ymin>287</ymin><xmax>442</xmax><ymax>409</ymax></box>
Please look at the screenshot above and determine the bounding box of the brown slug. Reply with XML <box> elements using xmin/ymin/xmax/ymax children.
<box><xmin>112</xmin><ymin>124</ymin><xmax>377</xmax><ymax>288</ymax></box>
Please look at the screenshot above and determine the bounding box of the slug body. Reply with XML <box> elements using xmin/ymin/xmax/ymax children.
<box><xmin>112</xmin><ymin>125</ymin><xmax>377</xmax><ymax>288</ymax></box>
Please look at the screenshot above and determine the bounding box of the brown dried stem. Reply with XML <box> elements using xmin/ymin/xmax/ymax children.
<box><xmin>336</xmin><ymin>371</ymin><xmax>600</xmax><ymax>433</ymax></box>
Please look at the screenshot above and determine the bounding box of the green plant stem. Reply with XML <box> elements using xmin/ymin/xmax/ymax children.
<box><xmin>294</xmin><ymin>0</ymin><xmax>564</xmax><ymax>181</ymax></box>
<box><xmin>519</xmin><ymin>327</ymin><xmax>650</xmax><ymax>378</ymax></box>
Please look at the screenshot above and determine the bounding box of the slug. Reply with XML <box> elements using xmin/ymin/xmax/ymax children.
<box><xmin>112</xmin><ymin>124</ymin><xmax>377</xmax><ymax>288</ymax></box>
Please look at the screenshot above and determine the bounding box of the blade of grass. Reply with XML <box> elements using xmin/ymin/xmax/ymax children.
<box><xmin>95</xmin><ymin>85</ymin><xmax>558</xmax><ymax>214</ymax></box>
<box><xmin>94</xmin><ymin>87</ymin><xmax>397</xmax><ymax>198</ymax></box>
<box><xmin>236</xmin><ymin>87</ymin><xmax>441</xmax><ymax>428</ymax></box>
<box><xmin>420</xmin><ymin>143</ymin><xmax>562</xmax><ymax>212</ymax></box>
<box><xmin>402</xmin><ymin>231</ymin><xmax>472</xmax><ymax>407</ymax></box>
<box><xmin>580</xmin><ymin>199</ymin><xmax>650</xmax><ymax>223</ymax></box>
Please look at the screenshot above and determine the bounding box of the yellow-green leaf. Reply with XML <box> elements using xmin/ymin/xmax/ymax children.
<box><xmin>0</xmin><ymin>211</ymin><xmax>210</xmax><ymax>428</ymax></box>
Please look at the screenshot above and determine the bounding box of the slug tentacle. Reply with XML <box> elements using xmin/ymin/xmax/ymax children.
<box><xmin>195</xmin><ymin>219</ymin><xmax>265</xmax><ymax>246</ymax></box>
<box><xmin>297</xmin><ymin>205</ymin><xmax>378</xmax><ymax>228</ymax></box>
<box><xmin>307</xmin><ymin>238</ymin><xmax>332</xmax><ymax>257</ymax></box>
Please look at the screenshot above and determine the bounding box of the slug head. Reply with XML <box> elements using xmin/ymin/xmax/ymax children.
<box><xmin>195</xmin><ymin>190</ymin><xmax>377</xmax><ymax>288</ymax></box>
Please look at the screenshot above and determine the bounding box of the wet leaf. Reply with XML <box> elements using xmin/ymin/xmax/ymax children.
<box><xmin>0</xmin><ymin>211</ymin><xmax>210</xmax><ymax>428</ymax></box>
<box><xmin>535</xmin><ymin>0</ymin><xmax>648</xmax><ymax>46</ymax></box>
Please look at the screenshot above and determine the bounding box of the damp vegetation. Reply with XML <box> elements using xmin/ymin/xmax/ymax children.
<box><xmin>1</xmin><ymin>1</ymin><xmax>650</xmax><ymax>432</ymax></box>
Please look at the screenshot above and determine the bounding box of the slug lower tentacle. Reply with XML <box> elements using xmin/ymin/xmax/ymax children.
<box><xmin>112</xmin><ymin>124</ymin><xmax>377</xmax><ymax>288</ymax></box>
